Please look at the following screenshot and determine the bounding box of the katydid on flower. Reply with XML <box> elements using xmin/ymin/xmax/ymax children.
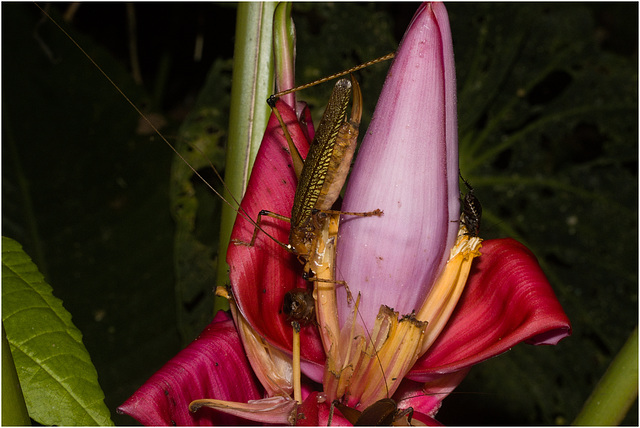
<box><xmin>32</xmin><ymin>2</ymin><xmax>571</xmax><ymax>425</ymax></box>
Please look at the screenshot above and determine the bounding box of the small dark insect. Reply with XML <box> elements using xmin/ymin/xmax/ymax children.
<box><xmin>332</xmin><ymin>398</ymin><xmax>413</xmax><ymax>426</ymax></box>
<box><xmin>282</xmin><ymin>288</ymin><xmax>315</xmax><ymax>325</ymax></box>
<box><xmin>459</xmin><ymin>171</ymin><xmax>482</xmax><ymax>237</ymax></box>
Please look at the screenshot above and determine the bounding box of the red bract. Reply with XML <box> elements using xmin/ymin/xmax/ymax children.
<box><xmin>117</xmin><ymin>312</ymin><xmax>263</xmax><ymax>425</ymax></box>
<box><xmin>410</xmin><ymin>238</ymin><xmax>571</xmax><ymax>382</ymax></box>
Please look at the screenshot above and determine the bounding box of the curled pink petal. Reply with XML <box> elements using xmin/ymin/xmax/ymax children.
<box><xmin>189</xmin><ymin>396</ymin><xmax>298</xmax><ymax>425</ymax></box>
<box><xmin>117</xmin><ymin>312</ymin><xmax>263</xmax><ymax>426</ymax></box>
<box><xmin>336</xmin><ymin>2</ymin><xmax>459</xmax><ymax>326</ymax></box>
<box><xmin>408</xmin><ymin>238</ymin><xmax>571</xmax><ymax>381</ymax></box>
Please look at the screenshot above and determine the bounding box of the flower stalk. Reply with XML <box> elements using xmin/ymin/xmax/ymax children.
<box><xmin>573</xmin><ymin>326</ymin><xmax>638</xmax><ymax>426</ymax></box>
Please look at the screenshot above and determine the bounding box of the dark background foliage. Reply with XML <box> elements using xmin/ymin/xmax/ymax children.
<box><xmin>3</xmin><ymin>3</ymin><xmax>637</xmax><ymax>425</ymax></box>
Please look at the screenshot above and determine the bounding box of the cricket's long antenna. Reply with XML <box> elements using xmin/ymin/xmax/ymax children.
<box><xmin>35</xmin><ymin>4</ymin><xmax>156</xmax><ymax>147</ymax></box>
<box><xmin>337</xmin><ymin>265</ymin><xmax>390</xmax><ymax>400</ymax></box>
<box><xmin>34</xmin><ymin>4</ymin><xmax>210</xmax><ymax>187</ymax></box>
<box><xmin>34</xmin><ymin>3</ymin><xmax>290</xmax><ymax>248</ymax></box>
<box><xmin>271</xmin><ymin>52</ymin><xmax>395</xmax><ymax>99</ymax></box>
<box><xmin>359</xmin><ymin>303</ymin><xmax>390</xmax><ymax>399</ymax></box>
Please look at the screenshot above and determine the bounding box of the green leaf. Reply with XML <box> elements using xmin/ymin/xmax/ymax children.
<box><xmin>2</xmin><ymin>324</ymin><xmax>30</xmax><ymax>426</ymax></box>
<box><xmin>2</xmin><ymin>237</ymin><xmax>113</xmax><ymax>426</ymax></box>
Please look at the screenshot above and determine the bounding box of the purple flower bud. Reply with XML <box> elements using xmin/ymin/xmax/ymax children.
<box><xmin>337</xmin><ymin>3</ymin><xmax>460</xmax><ymax>327</ymax></box>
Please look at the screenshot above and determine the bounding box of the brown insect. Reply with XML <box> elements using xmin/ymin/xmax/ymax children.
<box><xmin>332</xmin><ymin>398</ymin><xmax>414</xmax><ymax>426</ymax></box>
<box><xmin>459</xmin><ymin>171</ymin><xmax>482</xmax><ymax>237</ymax></box>
<box><xmin>282</xmin><ymin>288</ymin><xmax>315</xmax><ymax>325</ymax></box>
<box><xmin>245</xmin><ymin>75</ymin><xmax>383</xmax><ymax>282</ymax></box>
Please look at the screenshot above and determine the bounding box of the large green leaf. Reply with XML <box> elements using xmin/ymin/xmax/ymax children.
<box><xmin>2</xmin><ymin>324</ymin><xmax>30</xmax><ymax>425</ymax></box>
<box><xmin>2</xmin><ymin>237</ymin><xmax>112</xmax><ymax>425</ymax></box>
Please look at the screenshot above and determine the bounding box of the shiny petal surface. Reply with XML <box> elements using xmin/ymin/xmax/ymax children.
<box><xmin>227</xmin><ymin>99</ymin><xmax>325</xmax><ymax>375</ymax></box>
<box><xmin>336</xmin><ymin>2</ymin><xmax>459</xmax><ymax>326</ymax></box>
<box><xmin>408</xmin><ymin>239</ymin><xmax>571</xmax><ymax>381</ymax></box>
<box><xmin>117</xmin><ymin>312</ymin><xmax>263</xmax><ymax>426</ymax></box>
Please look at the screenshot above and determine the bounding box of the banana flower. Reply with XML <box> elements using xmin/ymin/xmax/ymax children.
<box><xmin>118</xmin><ymin>3</ymin><xmax>570</xmax><ymax>425</ymax></box>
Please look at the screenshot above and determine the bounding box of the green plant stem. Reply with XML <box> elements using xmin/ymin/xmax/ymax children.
<box><xmin>215</xmin><ymin>3</ymin><xmax>276</xmax><ymax>313</ymax></box>
<box><xmin>2</xmin><ymin>324</ymin><xmax>30</xmax><ymax>425</ymax></box>
<box><xmin>573</xmin><ymin>326</ymin><xmax>638</xmax><ymax>425</ymax></box>
<box><xmin>273</xmin><ymin>2</ymin><xmax>295</xmax><ymax>107</ymax></box>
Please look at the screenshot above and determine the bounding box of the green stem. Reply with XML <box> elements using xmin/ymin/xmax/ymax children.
<box><xmin>573</xmin><ymin>326</ymin><xmax>638</xmax><ymax>425</ymax></box>
<box><xmin>273</xmin><ymin>2</ymin><xmax>296</xmax><ymax>107</ymax></box>
<box><xmin>215</xmin><ymin>3</ymin><xmax>277</xmax><ymax>313</ymax></box>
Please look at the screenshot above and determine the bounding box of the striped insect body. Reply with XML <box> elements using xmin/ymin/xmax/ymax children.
<box><xmin>459</xmin><ymin>171</ymin><xmax>482</xmax><ymax>237</ymax></box>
